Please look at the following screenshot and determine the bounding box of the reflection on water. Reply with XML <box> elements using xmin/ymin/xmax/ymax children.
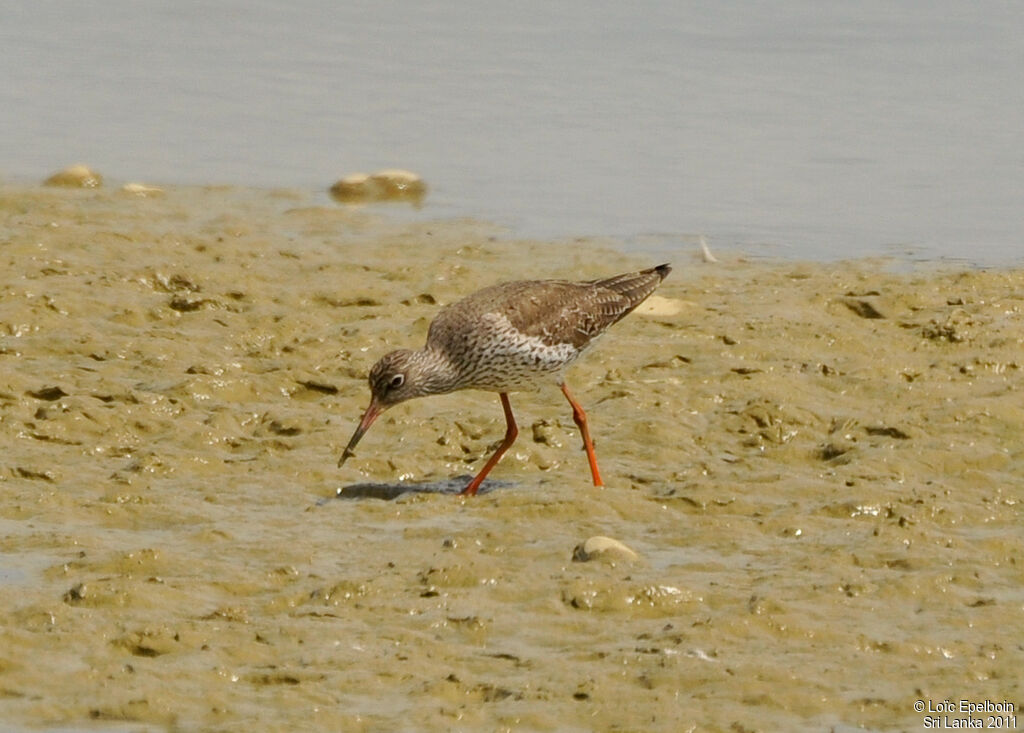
<box><xmin>1</xmin><ymin>1</ymin><xmax>1022</xmax><ymax>263</ymax></box>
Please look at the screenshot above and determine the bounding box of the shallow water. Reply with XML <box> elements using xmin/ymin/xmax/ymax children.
<box><xmin>2</xmin><ymin>1</ymin><xmax>1023</xmax><ymax>263</ymax></box>
<box><xmin>0</xmin><ymin>184</ymin><xmax>1021</xmax><ymax>731</ymax></box>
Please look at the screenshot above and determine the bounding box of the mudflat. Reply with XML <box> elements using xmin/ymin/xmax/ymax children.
<box><xmin>1</xmin><ymin>184</ymin><xmax>1020</xmax><ymax>731</ymax></box>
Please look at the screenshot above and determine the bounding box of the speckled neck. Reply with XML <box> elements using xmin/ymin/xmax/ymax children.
<box><xmin>408</xmin><ymin>346</ymin><xmax>465</xmax><ymax>396</ymax></box>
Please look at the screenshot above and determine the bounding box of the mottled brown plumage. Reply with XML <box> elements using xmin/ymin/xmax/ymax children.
<box><xmin>339</xmin><ymin>264</ymin><xmax>671</xmax><ymax>495</ymax></box>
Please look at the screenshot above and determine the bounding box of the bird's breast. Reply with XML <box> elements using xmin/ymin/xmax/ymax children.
<box><xmin>444</xmin><ymin>312</ymin><xmax>582</xmax><ymax>391</ymax></box>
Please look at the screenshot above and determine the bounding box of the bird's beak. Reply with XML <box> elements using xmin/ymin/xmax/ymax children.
<box><xmin>338</xmin><ymin>399</ymin><xmax>384</xmax><ymax>467</ymax></box>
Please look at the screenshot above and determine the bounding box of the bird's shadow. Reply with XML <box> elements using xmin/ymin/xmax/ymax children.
<box><xmin>319</xmin><ymin>474</ymin><xmax>512</xmax><ymax>502</ymax></box>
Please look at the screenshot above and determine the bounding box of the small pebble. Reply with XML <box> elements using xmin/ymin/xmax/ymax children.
<box><xmin>329</xmin><ymin>169</ymin><xmax>426</xmax><ymax>203</ymax></box>
<box><xmin>44</xmin><ymin>164</ymin><xmax>103</xmax><ymax>188</ymax></box>
<box><xmin>329</xmin><ymin>172</ymin><xmax>381</xmax><ymax>202</ymax></box>
<box><xmin>369</xmin><ymin>168</ymin><xmax>426</xmax><ymax>199</ymax></box>
<box><xmin>121</xmin><ymin>182</ymin><xmax>164</xmax><ymax>197</ymax></box>
<box><xmin>572</xmin><ymin>536</ymin><xmax>639</xmax><ymax>563</ymax></box>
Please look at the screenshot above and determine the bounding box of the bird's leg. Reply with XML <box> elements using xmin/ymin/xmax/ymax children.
<box><xmin>461</xmin><ymin>392</ymin><xmax>519</xmax><ymax>497</ymax></box>
<box><xmin>560</xmin><ymin>382</ymin><xmax>604</xmax><ymax>487</ymax></box>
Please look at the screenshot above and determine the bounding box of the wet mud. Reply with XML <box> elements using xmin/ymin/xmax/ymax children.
<box><xmin>0</xmin><ymin>184</ymin><xmax>1021</xmax><ymax>731</ymax></box>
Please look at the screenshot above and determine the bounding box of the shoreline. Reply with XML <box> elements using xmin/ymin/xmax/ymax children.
<box><xmin>9</xmin><ymin>175</ymin><xmax>1023</xmax><ymax>269</ymax></box>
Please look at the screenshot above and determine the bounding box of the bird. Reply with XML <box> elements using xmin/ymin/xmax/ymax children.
<box><xmin>338</xmin><ymin>264</ymin><xmax>671</xmax><ymax>496</ymax></box>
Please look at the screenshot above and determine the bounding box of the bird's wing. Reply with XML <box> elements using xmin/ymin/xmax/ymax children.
<box><xmin>428</xmin><ymin>266</ymin><xmax>670</xmax><ymax>352</ymax></box>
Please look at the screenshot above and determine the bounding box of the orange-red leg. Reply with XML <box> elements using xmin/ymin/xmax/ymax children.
<box><xmin>560</xmin><ymin>382</ymin><xmax>604</xmax><ymax>487</ymax></box>
<box><xmin>461</xmin><ymin>392</ymin><xmax>518</xmax><ymax>496</ymax></box>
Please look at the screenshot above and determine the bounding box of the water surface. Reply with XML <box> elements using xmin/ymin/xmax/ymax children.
<box><xmin>2</xmin><ymin>1</ymin><xmax>1022</xmax><ymax>262</ymax></box>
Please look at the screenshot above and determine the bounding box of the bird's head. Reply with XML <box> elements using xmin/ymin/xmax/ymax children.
<box><xmin>366</xmin><ymin>348</ymin><xmax>429</xmax><ymax>407</ymax></box>
<box><xmin>338</xmin><ymin>348</ymin><xmax>442</xmax><ymax>467</ymax></box>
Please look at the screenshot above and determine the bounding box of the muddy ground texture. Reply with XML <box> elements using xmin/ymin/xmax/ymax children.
<box><xmin>0</xmin><ymin>184</ymin><xmax>1021</xmax><ymax>731</ymax></box>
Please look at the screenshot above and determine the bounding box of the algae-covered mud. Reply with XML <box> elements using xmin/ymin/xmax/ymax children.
<box><xmin>0</xmin><ymin>184</ymin><xmax>1021</xmax><ymax>731</ymax></box>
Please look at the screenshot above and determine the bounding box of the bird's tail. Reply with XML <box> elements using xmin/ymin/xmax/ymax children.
<box><xmin>590</xmin><ymin>263</ymin><xmax>671</xmax><ymax>307</ymax></box>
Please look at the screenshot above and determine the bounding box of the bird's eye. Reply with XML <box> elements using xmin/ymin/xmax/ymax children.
<box><xmin>389</xmin><ymin>374</ymin><xmax>405</xmax><ymax>389</ymax></box>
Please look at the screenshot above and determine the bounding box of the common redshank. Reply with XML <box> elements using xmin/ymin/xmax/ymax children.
<box><xmin>338</xmin><ymin>264</ymin><xmax>671</xmax><ymax>496</ymax></box>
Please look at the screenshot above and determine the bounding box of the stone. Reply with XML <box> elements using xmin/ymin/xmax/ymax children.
<box><xmin>369</xmin><ymin>168</ymin><xmax>426</xmax><ymax>199</ymax></box>
<box><xmin>329</xmin><ymin>169</ymin><xmax>426</xmax><ymax>203</ymax></box>
<box><xmin>572</xmin><ymin>536</ymin><xmax>640</xmax><ymax>563</ymax></box>
<box><xmin>122</xmin><ymin>182</ymin><xmax>164</xmax><ymax>197</ymax></box>
<box><xmin>44</xmin><ymin>164</ymin><xmax>102</xmax><ymax>188</ymax></box>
